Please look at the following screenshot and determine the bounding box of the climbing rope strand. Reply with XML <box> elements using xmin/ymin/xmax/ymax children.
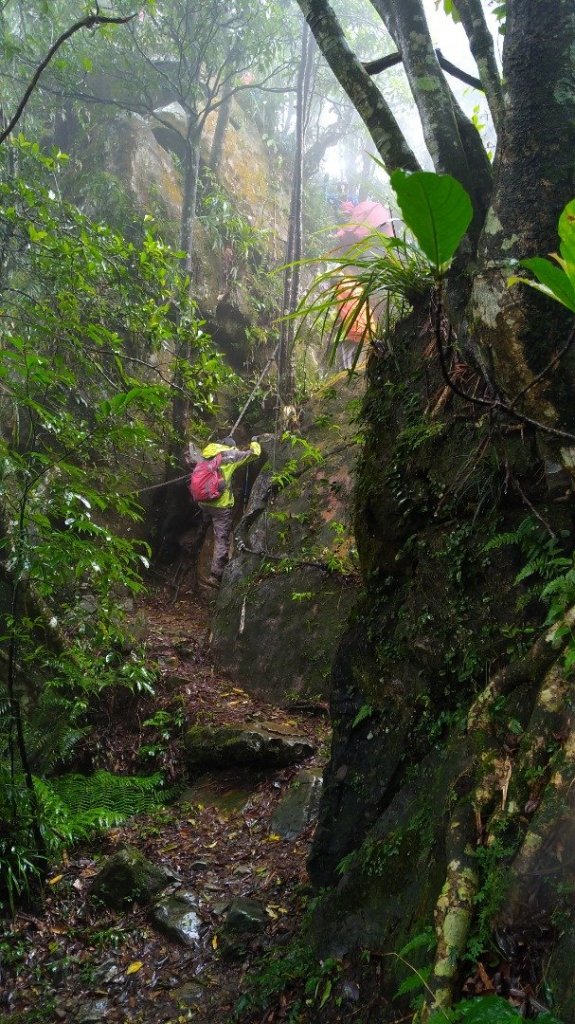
<box><xmin>229</xmin><ymin>340</ymin><xmax>281</xmax><ymax>437</ymax></box>
<box><xmin>121</xmin><ymin>342</ymin><xmax>283</xmax><ymax>498</ymax></box>
<box><xmin>131</xmin><ymin>473</ymin><xmax>190</xmax><ymax>496</ymax></box>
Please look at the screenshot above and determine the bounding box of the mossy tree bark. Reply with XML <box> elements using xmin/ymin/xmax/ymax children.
<box><xmin>301</xmin><ymin>1</ymin><xmax>575</xmax><ymax>1019</ymax></box>
<box><xmin>294</xmin><ymin>0</ymin><xmax>421</xmax><ymax>174</ymax></box>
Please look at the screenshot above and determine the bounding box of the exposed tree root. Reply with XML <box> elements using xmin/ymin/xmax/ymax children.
<box><xmin>416</xmin><ymin>609</ymin><xmax>575</xmax><ymax>1021</ymax></box>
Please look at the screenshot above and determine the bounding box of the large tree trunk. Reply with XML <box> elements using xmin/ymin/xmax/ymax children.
<box><xmin>209</xmin><ymin>90</ymin><xmax>232</xmax><ymax>175</ymax></box>
<box><xmin>306</xmin><ymin>2</ymin><xmax>575</xmax><ymax>1020</ymax></box>
<box><xmin>467</xmin><ymin>0</ymin><xmax>575</xmax><ymax>430</ymax></box>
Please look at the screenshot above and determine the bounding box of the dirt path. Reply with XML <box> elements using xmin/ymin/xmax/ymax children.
<box><xmin>0</xmin><ymin>587</ymin><xmax>329</xmax><ymax>1024</ymax></box>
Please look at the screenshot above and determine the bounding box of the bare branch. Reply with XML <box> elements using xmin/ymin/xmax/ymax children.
<box><xmin>0</xmin><ymin>9</ymin><xmax>137</xmax><ymax>145</ymax></box>
<box><xmin>363</xmin><ymin>47</ymin><xmax>483</xmax><ymax>91</ymax></box>
<box><xmin>452</xmin><ymin>0</ymin><xmax>504</xmax><ymax>129</ymax></box>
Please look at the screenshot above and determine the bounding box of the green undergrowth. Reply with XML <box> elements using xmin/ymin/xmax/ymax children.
<box><xmin>0</xmin><ymin>770</ymin><xmax>170</xmax><ymax>913</ymax></box>
<box><xmin>234</xmin><ymin>934</ymin><xmax>341</xmax><ymax>1023</ymax></box>
<box><xmin>428</xmin><ymin>995</ymin><xmax>562</xmax><ymax>1023</ymax></box>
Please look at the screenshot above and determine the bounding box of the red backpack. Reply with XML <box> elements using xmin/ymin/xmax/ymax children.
<box><xmin>189</xmin><ymin>453</ymin><xmax>225</xmax><ymax>502</ymax></box>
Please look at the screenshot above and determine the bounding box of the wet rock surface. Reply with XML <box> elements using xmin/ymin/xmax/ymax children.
<box><xmin>270</xmin><ymin>769</ymin><xmax>323</xmax><ymax>840</ymax></box>
<box><xmin>151</xmin><ymin>891</ymin><xmax>202</xmax><ymax>946</ymax></box>
<box><xmin>184</xmin><ymin>723</ymin><xmax>315</xmax><ymax>772</ymax></box>
<box><xmin>211</xmin><ymin>382</ymin><xmax>362</xmax><ymax>702</ymax></box>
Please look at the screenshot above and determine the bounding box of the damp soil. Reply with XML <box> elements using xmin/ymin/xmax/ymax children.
<box><xmin>0</xmin><ymin>584</ymin><xmax>330</xmax><ymax>1024</ymax></box>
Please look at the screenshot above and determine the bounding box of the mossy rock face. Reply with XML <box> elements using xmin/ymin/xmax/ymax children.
<box><xmin>211</xmin><ymin>381</ymin><xmax>362</xmax><ymax>702</ymax></box>
<box><xmin>184</xmin><ymin>724</ymin><xmax>315</xmax><ymax>773</ymax></box>
<box><xmin>212</xmin><ymin>560</ymin><xmax>357</xmax><ymax>703</ymax></box>
<box><xmin>311</xmin><ymin>740</ymin><xmax>464</xmax><ymax>961</ymax></box>
<box><xmin>89</xmin><ymin>847</ymin><xmax>177</xmax><ymax>909</ymax></box>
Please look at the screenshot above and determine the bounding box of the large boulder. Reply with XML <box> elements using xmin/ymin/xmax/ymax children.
<box><xmin>210</xmin><ymin>379</ymin><xmax>362</xmax><ymax>701</ymax></box>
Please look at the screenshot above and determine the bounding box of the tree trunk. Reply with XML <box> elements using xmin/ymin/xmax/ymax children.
<box><xmin>467</xmin><ymin>0</ymin><xmax>575</xmax><ymax>429</ymax></box>
<box><xmin>179</xmin><ymin>128</ymin><xmax>201</xmax><ymax>281</ymax></box>
<box><xmin>209</xmin><ymin>90</ymin><xmax>232</xmax><ymax>175</ymax></box>
<box><xmin>278</xmin><ymin>20</ymin><xmax>314</xmax><ymax>407</ymax></box>
<box><xmin>173</xmin><ymin>125</ymin><xmax>202</xmax><ymax>445</ymax></box>
<box><xmin>294</xmin><ymin>0</ymin><xmax>421</xmax><ymax>175</ymax></box>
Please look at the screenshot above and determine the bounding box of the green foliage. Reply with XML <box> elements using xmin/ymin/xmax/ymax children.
<box><xmin>270</xmin><ymin>433</ymin><xmax>323</xmax><ymax>488</ymax></box>
<box><xmin>485</xmin><ymin>517</ymin><xmax>570</xmax><ymax>592</ymax></box>
<box><xmin>485</xmin><ymin>517</ymin><xmax>575</xmax><ymax>669</ymax></box>
<box><xmin>295</xmin><ymin>231</ymin><xmax>432</xmax><ymax>367</ymax></box>
<box><xmin>509</xmin><ymin>197</ymin><xmax>575</xmax><ymax>313</ymax></box>
<box><xmin>199</xmin><ymin>175</ymin><xmax>269</xmax><ymax>264</ymax></box>
<box><xmin>392</xmin><ymin>926</ymin><xmax>436</xmax><ymax>1002</ymax></box>
<box><xmin>234</xmin><ymin>937</ymin><xmax>341</xmax><ymax>1022</ymax></box>
<box><xmin>428</xmin><ymin>995</ymin><xmax>562</xmax><ymax>1023</ymax></box>
<box><xmin>488</xmin><ymin>1</ymin><xmax>507</xmax><ymax>33</ymax></box>
<box><xmin>466</xmin><ymin>833</ymin><xmax>517</xmax><ymax>963</ymax></box>
<box><xmin>0</xmin><ymin>767</ymin><xmax>167</xmax><ymax>913</ymax></box>
<box><xmin>351</xmin><ymin>703</ymin><xmax>373</xmax><ymax>728</ymax></box>
<box><xmin>435</xmin><ymin>0</ymin><xmax>461</xmax><ymax>23</ymax></box>
<box><xmin>0</xmin><ymin>138</ymin><xmax>225</xmax><ymax>904</ymax></box>
<box><xmin>390</xmin><ymin>170</ymin><xmax>473</xmax><ymax>273</ymax></box>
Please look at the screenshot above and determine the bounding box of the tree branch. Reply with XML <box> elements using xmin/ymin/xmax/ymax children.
<box><xmin>363</xmin><ymin>47</ymin><xmax>483</xmax><ymax>92</ymax></box>
<box><xmin>452</xmin><ymin>0</ymin><xmax>504</xmax><ymax>130</ymax></box>
<box><xmin>0</xmin><ymin>9</ymin><xmax>137</xmax><ymax>145</ymax></box>
<box><xmin>294</xmin><ymin>0</ymin><xmax>420</xmax><ymax>175</ymax></box>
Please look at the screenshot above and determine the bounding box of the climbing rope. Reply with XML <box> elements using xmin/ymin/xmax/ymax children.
<box><xmin>229</xmin><ymin>340</ymin><xmax>281</xmax><ymax>438</ymax></box>
<box><xmin>125</xmin><ymin>340</ymin><xmax>282</xmax><ymax>497</ymax></box>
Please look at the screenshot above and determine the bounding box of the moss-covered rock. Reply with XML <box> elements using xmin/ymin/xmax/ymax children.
<box><xmin>211</xmin><ymin>380</ymin><xmax>363</xmax><ymax>701</ymax></box>
<box><xmin>89</xmin><ymin>847</ymin><xmax>177</xmax><ymax>909</ymax></box>
<box><xmin>307</xmin><ymin>308</ymin><xmax>575</xmax><ymax>1014</ymax></box>
<box><xmin>184</xmin><ymin>723</ymin><xmax>315</xmax><ymax>772</ymax></box>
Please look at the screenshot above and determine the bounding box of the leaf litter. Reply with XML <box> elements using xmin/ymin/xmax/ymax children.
<box><xmin>0</xmin><ymin>585</ymin><xmax>329</xmax><ymax>1024</ymax></box>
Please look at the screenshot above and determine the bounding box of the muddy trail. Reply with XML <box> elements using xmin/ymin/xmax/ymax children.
<box><xmin>1</xmin><ymin>586</ymin><xmax>330</xmax><ymax>1024</ymax></box>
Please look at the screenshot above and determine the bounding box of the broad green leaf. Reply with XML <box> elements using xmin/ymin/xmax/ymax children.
<box><xmin>558</xmin><ymin>198</ymin><xmax>575</xmax><ymax>279</ymax></box>
<box><xmin>510</xmin><ymin>258</ymin><xmax>575</xmax><ymax>313</ymax></box>
<box><xmin>390</xmin><ymin>170</ymin><xmax>473</xmax><ymax>273</ymax></box>
<box><xmin>435</xmin><ymin>0</ymin><xmax>461</xmax><ymax>23</ymax></box>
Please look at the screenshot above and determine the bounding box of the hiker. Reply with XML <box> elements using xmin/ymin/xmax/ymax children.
<box><xmin>191</xmin><ymin>435</ymin><xmax>261</xmax><ymax>587</ymax></box>
<box><xmin>334</xmin><ymin>278</ymin><xmax>374</xmax><ymax>370</ymax></box>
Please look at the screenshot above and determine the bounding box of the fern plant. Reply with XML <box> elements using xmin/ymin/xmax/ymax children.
<box><xmin>428</xmin><ymin>994</ymin><xmax>562</xmax><ymax>1022</ymax></box>
<box><xmin>0</xmin><ymin>767</ymin><xmax>167</xmax><ymax>913</ymax></box>
<box><xmin>293</xmin><ymin>231</ymin><xmax>433</xmax><ymax>368</ymax></box>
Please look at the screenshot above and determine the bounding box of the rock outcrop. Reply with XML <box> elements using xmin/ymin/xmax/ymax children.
<box><xmin>211</xmin><ymin>378</ymin><xmax>363</xmax><ymax>701</ymax></box>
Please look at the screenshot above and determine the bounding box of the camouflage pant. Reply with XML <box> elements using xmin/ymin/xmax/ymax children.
<box><xmin>203</xmin><ymin>505</ymin><xmax>235</xmax><ymax>579</ymax></box>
